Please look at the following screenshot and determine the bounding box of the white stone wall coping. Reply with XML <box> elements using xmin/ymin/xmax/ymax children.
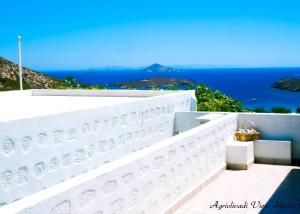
<box><xmin>31</xmin><ymin>89</ymin><xmax>179</xmax><ymax>97</ymax></box>
<box><xmin>0</xmin><ymin>89</ymin><xmax>194</xmax><ymax>122</ymax></box>
<box><xmin>196</xmin><ymin>113</ymin><xmax>224</xmax><ymax>121</ymax></box>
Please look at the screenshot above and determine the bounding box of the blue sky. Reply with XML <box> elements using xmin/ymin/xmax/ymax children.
<box><xmin>0</xmin><ymin>0</ymin><xmax>300</xmax><ymax>70</ymax></box>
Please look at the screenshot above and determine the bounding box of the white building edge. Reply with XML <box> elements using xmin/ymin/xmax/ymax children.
<box><xmin>0</xmin><ymin>89</ymin><xmax>299</xmax><ymax>214</ymax></box>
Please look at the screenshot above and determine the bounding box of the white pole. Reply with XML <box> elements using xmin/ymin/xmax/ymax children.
<box><xmin>17</xmin><ymin>35</ymin><xmax>23</xmax><ymax>90</ymax></box>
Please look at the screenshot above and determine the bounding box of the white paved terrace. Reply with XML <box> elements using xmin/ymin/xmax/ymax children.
<box><xmin>175</xmin><ymin>164</ymin><xmax>300</xmax><ymax>214</ymax></box>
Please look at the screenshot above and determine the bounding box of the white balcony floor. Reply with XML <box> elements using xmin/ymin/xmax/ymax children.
<box><xmin>175</xmin><ymin>164</ymin><xmax>300</xmax><ymax>214</ymax></box>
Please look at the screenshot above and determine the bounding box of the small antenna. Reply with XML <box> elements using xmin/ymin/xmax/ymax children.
<box><xmin>17</xmin><ymin>35</ymin><xmax>23</xmax><ymax>90</ymax></box>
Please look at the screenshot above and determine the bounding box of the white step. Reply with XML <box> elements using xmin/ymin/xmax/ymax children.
<box><xmin>226</xmin><ymin>140</ymin><xmax>254</xmax><ymax>170</ymax></box>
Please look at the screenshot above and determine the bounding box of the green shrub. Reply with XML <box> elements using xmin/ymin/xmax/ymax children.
<box><xmin>195</xmin><ymin>83</ymin><xmax>243</xmax><ymax>112</ymax></box>
<box><xmin>271</xmin><ymin>107</ymin><xmax>292</xmax><ymax>113</ymax></box>
<box><xmin>150</xmin><ymin>86</ymin><xmax>160</xmax><ymax>90</ymax></box>
<box><xmin>253</xmin><ymin>107</ymin><xmax>268</xmax><ymax>113</ymax></box>
<box><xmin>296</xmin><ymin>107</ymin><xmax>300</xmax><ymax>113</ymax></box>
<box><xmin>166</xmin><ymin>85</ymin><xmax>179</xmax><ymax>90</ymax></box>
<box><xmin>86</xmin><ymin>84</ymin><xmax>105</xmax><ymax>90</ymax></box>
<box><xmin>61</xmin><ymin>76</ymin><xmax>105</xmax><ymax>90</ymax></box>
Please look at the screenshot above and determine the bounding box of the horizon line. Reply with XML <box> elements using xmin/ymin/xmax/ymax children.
<box><xmin>41</xmin><ymin>65</ymin><xmax>300</xmax><ymax>72</ymax></box>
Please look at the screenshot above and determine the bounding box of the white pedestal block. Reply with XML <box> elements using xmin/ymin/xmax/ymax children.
<box><xmin>254</xmin><ymin>140</ymin><xmax>292</xmax><ymax>165</ymax></box>
<box><xmin>226</xmin><ymin>140</ymin><xmax>254</xmax><ymax>170</ymax></box>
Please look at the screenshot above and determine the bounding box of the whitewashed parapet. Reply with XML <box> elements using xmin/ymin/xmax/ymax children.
<box><xmin>0</xmin><ymin>91</ymin><xmax>194</xmax><ymax>206</ymax></box>
<box><xmin>238</xmin><ymin>113</ymin><xmax>300</xmax><ymax>162</ymax></box>
<box><xmin>0</xmin><ymin>113</ymin><xmax>237</xmax><ymax>214</ymax></box>
<box><xmin>31</xmin><ymin>89</ymin><xmax>180</xmax><ymax>98</ymax></box>
<box><xmin>174</xmin><ymin>112</ymin><xmax>226</xmax><ymax>133</ymax></box>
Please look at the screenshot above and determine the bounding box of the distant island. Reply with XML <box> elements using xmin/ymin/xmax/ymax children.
<box><xmin>107</xmin><ymin>63</ymin><xmax>192</xmax><ymax>89</ymax></box>
<box><xmin>109</xmin><ymin>77</ymin><xmax>194</xmax><ymax>89</ymax></box>
<box><xmin>142</xmin><ymin>63</ymin><xmax>181</xmax><ymax>73</ymax></box>
<box><xmin>271</xmin><ymin>78</ymin><xmax>300</xmax><ymax>92</ymax></box>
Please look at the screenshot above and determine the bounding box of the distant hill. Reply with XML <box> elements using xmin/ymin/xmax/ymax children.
<box><xmin>271</xmin><ymin>78</ymin><xmax>300</xmax><ymax>92</ymax></box>
<box><xmin>0</xmin><ymin>57</ymin><xmax>64</xmax><ymax>91</ymax></box>
<box><xmin>142</xmin><ymin>63</ymin><xmax>181</xmax><ymax>73</ymax></box>
<box><xmin>109</xmin><ymin>77</ymin><xmax>194</xmax><ymax>89</ymax></box>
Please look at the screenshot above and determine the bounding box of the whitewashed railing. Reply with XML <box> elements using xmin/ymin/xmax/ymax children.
<box><xmin>0</xmin><ymin>113</ymin><xmax>237</xmax><ymax>214</ymax></box>
<box><xmin>0</xmin><ymin>91</ymin><xmax>194</xmax><ymax>206</ymax></box>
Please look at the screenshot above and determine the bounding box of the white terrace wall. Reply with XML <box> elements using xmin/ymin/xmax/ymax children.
<box><xmin>238</xmin><ymin>113</ymin><xmax>300</xmax><ymax>162</ymax></box>
<box><xmin>0</xmin><ymin>114</ymin><xmax>238</xmax><ymax>214</ymax></box>
<box><xmin>174</xmin><ymin>112</ymin><xmax>226</xmax><ymax>133</ymax></box>
<box><xmin>0</xmin><ymin>91</ymin><xmax>194</xmax><ymax>206</ymax></box>
<box><xmin>31</xmin><ymin>89</ymin><xmax>180</xmax><ymax>98</ymax></box>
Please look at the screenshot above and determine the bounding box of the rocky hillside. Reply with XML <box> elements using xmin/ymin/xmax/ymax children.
<box><xmin>0</xmin><ymin>57</ymin><xmax>64</xmax><ymax>91</ymax></box>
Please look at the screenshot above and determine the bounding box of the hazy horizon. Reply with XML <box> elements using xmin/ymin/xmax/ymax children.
<box><xmin>42</xmin><ymin>64</ymin><xmax>300</xmax><ymax>72</ymax></box>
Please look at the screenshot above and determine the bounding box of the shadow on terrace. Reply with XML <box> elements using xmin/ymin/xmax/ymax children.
<box><xmin>260</xmin><ymin>169</ymin><xmax>300</xmax><ymax>214</ymax></box>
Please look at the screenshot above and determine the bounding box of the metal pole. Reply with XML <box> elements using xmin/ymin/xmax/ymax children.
<box><xmin>17</xmin><ymin>35</ymin><xmax>23</xmax><ymax>90</ymax></box>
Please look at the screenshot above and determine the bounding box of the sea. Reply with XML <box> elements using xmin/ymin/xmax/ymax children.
<box><xmin>43</xmin><ymin>68</ymin><xmax>300</xmax><ymax>111</ymax></box>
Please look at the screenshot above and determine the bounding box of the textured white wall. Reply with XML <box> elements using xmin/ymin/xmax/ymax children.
<box><xmin>174</xmin><ymin>112</ymin><xmax>226</xmax><ymax>133</ymax></box>
<box><xmin>0</xmin><ymin>114</ymin><xmax>237</xmax><ymax>214</ymax></box>
<box><xmin>238</xmin><ymin>113</ymin><xmax>300</xmax><ymax>162</ymax></box>
<box><xmin>0</xmin><ymin>91</ymin><xmax>194</xmax><ymax>206</ymax></box>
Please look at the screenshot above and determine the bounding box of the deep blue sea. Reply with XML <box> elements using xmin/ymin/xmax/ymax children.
<box><xmin>43</xmin><ymin>68</ymin><xmax>300</xmax><ymax>111</ymax></box>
